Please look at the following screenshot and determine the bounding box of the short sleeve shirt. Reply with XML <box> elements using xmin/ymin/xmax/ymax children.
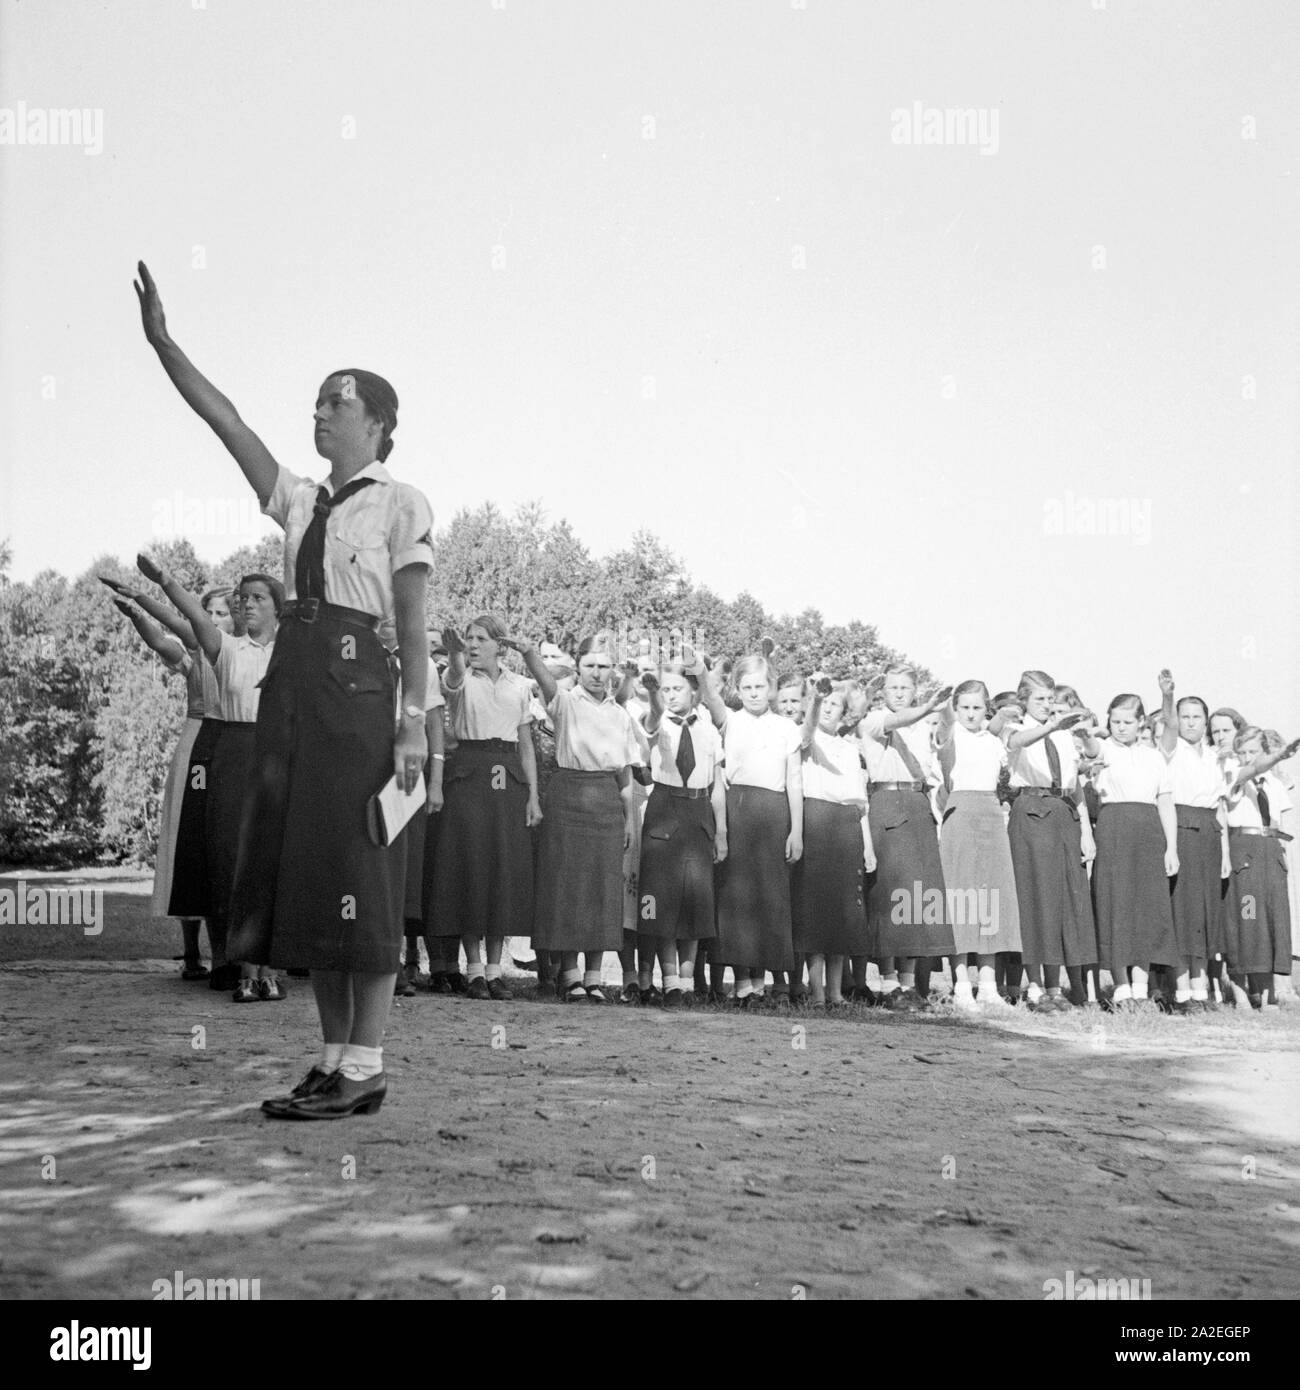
<box><xmin>1165</xmin><ymin>738</ymin><xmax>1224</xmax><ymax>808</ymax></box>
<box><xmin>647</xmin><ymin>713</ymin><xmax>722</xmax><ymax>790</ymax></box>
<box><xmin>801</xmin><ymin>728</ymin><xmax>868</xmax><ymax>805</ymax></box>
<box><xmin>550</xmin><ymin>685</ymin><xmax>641</xmax><ymax>772</ymax></box>
<box><xmin>720</xmin><ymin>708</ymin><xmax>801</xmax><ymax>791</ymax></box>
<box><xmin>860</xmin><ymin>711</ymin><xmax>936</xmax><ymax>783</ymax></box>
<box><xmin>1092</xmin><ymin>739</ymin><xmax>1172</xmax><ymax>804</ymax></box>
<box><xmin>1225</xmin><ymin>770</ymin><xmax>1292</xmax><ymax>829</ymax></box>
<box><xmin>444</xmin><ymin>667</ymin><xmax>531</xmax><ymax>742</ymax></box>
<box><xmin>1005</xmin><ymin>717</ymin><xmax>1082</xmax><ymax>790</ymax></box>
<box><xmin>262</xmin><ymin>461</ymin><xmax>434</xmax><ymax>645</ymax></box>
<box><xmin>945</xmin><ymin>721</ymin><xmax>1007</xmax><ymax>793</ymax></box>
<box><xmin>211</xmin><ymin>631</ymin><xmax>274</xmax><ymax>723</ymax></box>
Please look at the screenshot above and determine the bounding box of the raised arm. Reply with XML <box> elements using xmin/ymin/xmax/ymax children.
<box><xmin>101</xmin><ymin>576</ymin><xmax>198</xmax><ymax>648</ymax></box>
<box><xmin>137</xmin><ymin>553</ymin><xmax>222</xmax><ymax>663</ymax></box>
<box><xmin>134</xmin><ymin>261</ymin><xmax>280</xmax><ymax>506</ymax></box>
<box><xmin>640</xmin><ymin>671</ymin><xmax>664</xmax><ymax>734</ymax></box>
<box><xmin>1226</xmin><ymin>736</ymin><xmax>1300</xmax><ymax>793</ymax></box>
<box><xmin>683</xmin><ymin>643</ymin><xmax>726</xmax><ymax>730</ymax></box>
<box><xmin>1006</xmin><ymin>708</ymin><xmax>1083</xmax><ymax>750</ymax></box>
<box><xmin>113</xmin><ymin>598</ymin><xmax>188</xmax><ymax>668</ymax></box>
<box><xmin>1157</xmin><ymin>669</ymin><xmax>1178</xmax><ymax>756</ymax></box>
<box><xmin>501</xmin><ymin>634</ymin><xmax>557</xmax><ymax>707</ymax></box>
<box><xmin>881</xmin><ymin>685</ymin><xmax>953</xmax><ymax>733</ymax></box>
<box><xmin>440</xmin><ymin>626</ymin><xmax>468</xmax><ymax>691</ymax></box>
<box><xmin>802</xmin><ymin>676</ymin><xmax>830</xmax><ymax>750</ymax></box>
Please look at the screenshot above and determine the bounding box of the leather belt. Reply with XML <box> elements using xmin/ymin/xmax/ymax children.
<box><xmin>662</xmin><ymin>784</ymin><xmax>710</xmax><ymax>800</ymax></box>
<box><xmin>868</xmin><ymin>780</ymin><xmax>926</xmax><ymax>793</ymax></box>
<box><xmin>283</xmin><ymin>598</ymin><xmax>380</xmax><ymax>631</ymax></box>
<box><xmin>1014</xmin><ymin>786</ymin><xmax>1070</xmax><ymax>800</ymax></box>
<box><xmin>1230</xmin><ymin>826</ymin><xmax>1293</xmax><ymax>842</ymax></box>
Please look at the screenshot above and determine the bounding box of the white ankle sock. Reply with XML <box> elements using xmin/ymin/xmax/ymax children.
<box><xmin>583</xmin><ymin>969</ymin><xmax>603</xmax><ymax>988</ymax></box>
<box><xmin>484</xmin><ymin>963</ymin><xmax>502</xmax><ymax>981</ymax></box>
<box><xmin>466</xmin><ymin>962</ymin><xmax>485</xmax><ymax>981</ymax></box>
<box><xmin>1112</xmin><ymin>983</ymin><xmax>1133</xmax><ymax>1003</ymax></box>
<box><xmin>663</xmin><ymin>974</ymin><xmax>681</xmax><ymax>993</ymax></box>
<box><xmin>954</xmin><ymin>981</ymin><xmax>974</xmax><ymax>998</ymax></box>
<box><xmin>339</xmin><ymin>1044</ymin><xmax>383</xmax><ymax>1080</ymax></box>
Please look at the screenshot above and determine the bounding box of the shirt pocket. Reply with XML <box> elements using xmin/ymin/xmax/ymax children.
<box><xmin>324</xmin><ymin>654</ymin><xmax>389</xmax><ymax>699</ymax></box>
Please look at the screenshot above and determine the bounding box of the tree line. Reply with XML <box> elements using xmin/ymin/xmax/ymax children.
<box><xmin>0</xmin><ymin>508</ymin><xmax>928</xmax><ymax>866</ymax></box>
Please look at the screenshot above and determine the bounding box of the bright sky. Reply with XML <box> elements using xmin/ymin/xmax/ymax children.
<box><xmin>2</xmin><ymin>0</ymin><xmax>1296</xmax><ymax>729</ymax></box>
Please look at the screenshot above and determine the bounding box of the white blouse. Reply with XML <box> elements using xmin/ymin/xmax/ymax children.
<box><xmin>210</xmin><ymin>631</ymin><xmax>274</xmax><ymax>723</ymax></box>
<box><xmin>1165</xmin><ymin>738</ymin><xmax>1224</xmax><ymax>809</ymax></box>
<box><xmin>860</xmin><ymin>712</ymin><xmax>935</xmax><ymax>782</ymax></box>
<box><xmin>1092</xmin><ymin>739</ymin><xmax>1172</xmax><ymax>805</ymax></box>
<box><xmin>647</xmin><ymin>713</ymin><xmax>722</xmax><ymax>791</ymax></box>
<box><xmin>720</xmin><ymin>708</ymin><xmax>801</xmax><ymax>791</ymax></box>
<box><xmin>1225</xmin><ymin>770</ymin><xmax>1292</xmax><ymax>830</ymax></box>
<box><xmin>943</xmin><ymin>722</ymin><xmax>1007</xmax><ymax>793</ymax></box>
<box><xmin>801</xmin><ymin>728</ymin><xmax>868</xmax><ymax>805</ymax></box>
<box><xmin>1005</xmin><ymin>719</ymin><xmax>1081</xmax><ymax>790</ymax></box>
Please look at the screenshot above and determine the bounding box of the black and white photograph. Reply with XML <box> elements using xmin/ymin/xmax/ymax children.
<box><xmin>1</xmin><ymin>0</ymin><xmax>1296</xmax><ymax>1342</ymax></box>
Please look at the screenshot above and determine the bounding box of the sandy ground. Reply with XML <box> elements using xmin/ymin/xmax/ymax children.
<box><xmin>3</xmin><ymin>945</ymin><xmax>1299</xmax><ymax>1301</ymax></box>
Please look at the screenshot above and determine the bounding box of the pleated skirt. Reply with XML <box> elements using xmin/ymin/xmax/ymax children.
<box><xmin>1170</xmin><ymin>805</ymin><xmax>1225</xmax><ymax>959</ymax></box>
<box><xmin>205</xmin><ymin>722</ymin><xmax>257</xmax><ymax>921</ymax></box>
<box><xmin>939</xmin><ymin>790</ymin><xmax>1022</xmax><ymax>954</ymax></box>
<box><xmin>532</xmin><ymin>769</ymin><xmax>625</xmax><ymax>953</ymax></box>
<box><xmin>226</xmin><ymin>615</ymin><xmax>407</xmax><ymax>973</ymax></box>
<box><xmin>637</xmin><ymin>787</ymin><xmax>717</xmax><ymax>940</ymax></box>
<box><xmin>865</xmin><ymin>789</ymin><xmax>954</xmax><ymax>958</ymax></box>
<box><xmin>791</xmin><ymin>799</ymin><xmax>868</xmax><ymax>955</ymax></box>
<box><xmin>1223</xmin><ymin>830</ymin><xmax>1292</xmax><ymax>974</ymax></box>
<box><xmin>165</xmin><ymin>716</ymin><xmax>224</xmax><ymax>918</ymax></box>
<box><xmin>1093</xmin><ymin>802</ymin><xmax>1178</xmax><ymax>971</ymax></box>
<box><xmin>151</xmin><ymin>715</ymin><xmax>202</xmax><ymax>917</ymax></box>
<box><xmin>431</xmin><ymin>741</ymin><xmax>534</xmax><ymax>939</ymax></box>
<box><xmin>1007</xmin><ymin>792</ymin><xmax>1096</xmax><ymax>967</ymax></box>
<box><xmin>715</xmin><ymin>785</ymin><xmax>794</xmax><ymax>971</ymax></box>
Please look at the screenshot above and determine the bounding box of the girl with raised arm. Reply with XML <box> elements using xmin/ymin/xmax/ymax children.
<box><xmin>433</xmin><ymin>617</ymin><xmax>540</xmax><ymax>1000</ymax></box>
<box><xmin>106</xmin><ymin>582</ymin><xmax>232</xmax><ymax>979</ymax></box>
<box><xmin>858</xmin><ymin>667</ymin><xmax>954</xmax><ymax>1011</ymax></box>
<box><xmin>514</xmin><ymin>634</ymin><xmax>641</xmax><ymax>1002</ymax></box>
<box><xmin>1003</xmin><ymin>670</ymin><xmax>1096</xmax><ymax>1011</ymax></box>
<box><xmin>135</xmin><ymin>262</ymin><xmax>433</xmax><ymax>1119</ymax></box>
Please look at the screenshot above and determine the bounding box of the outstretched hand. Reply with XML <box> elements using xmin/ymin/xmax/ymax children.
<box><xmin>1157</xmin><ymin>668</ymin><xmax>1175</xmax><ymax>697</ymax></box>
<box><xmin>135</xmin><ymin>552</ymin><xmax>166</xmax><ymax>586</ymax></box>
<box><xmin>640</xmin><ymin>671</ymin><xmax>660</xmax><ymax>696</ymax></box>
<box><xmin>815</xmin><ymin>676</ymin><xmax>833</xmax><ymax>697</ymax></box>
<box><xmin>99</xmin><ymin>575</ymin><xmax>139</xmax><ymax>600</ymax></box>
<box><xmin>441</xmin><ymin>626</ymin><xmax>465</xmax><ymax>656</ymax></box>
<box><xmin>134</xmin><ymin>261</ymin><xmax>168</xmax><ymax>346</ymax></box>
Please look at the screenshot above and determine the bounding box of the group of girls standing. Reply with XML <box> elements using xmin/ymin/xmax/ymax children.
<box><xmin>109</xmin><ymin>567</ymin><xmax>287</xmax><ymax>999</ymax></box>
<box><xmin>397</xmin><ymin>644</ymin><xmax>1295</xmax><ymax>1018</ymax></box>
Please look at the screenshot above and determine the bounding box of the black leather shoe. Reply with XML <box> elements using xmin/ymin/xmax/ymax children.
<box><xmin>467</xmin><ymin>976</ymin><xmax>490</xmax><ymax>1000</ymax></box>
<box><xmin>266</xmin><ymin>1070</ymin><xmax>387</xmax><ymax>1120</ymax></box>
<box><xmin>260</xmin><ymin>1066</ymin><xmax>335</xmax><ymax>1115</ymax></box>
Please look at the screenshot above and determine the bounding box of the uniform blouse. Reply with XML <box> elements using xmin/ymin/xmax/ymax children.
<box><xmin>178</xmin><ymin>652</ymin><xmax>221</xmax><ymax>720</ymax></box>
<box><xmin>800</xmin><ymin>728</ymin><xmax>868</xmax><ymax>806</ymax></box>
<box><xmin>262</xmin><ymin>460</ymin><xmax>435</xmax><ymax>643</ymax></box>
<box><xmin>647</xmin><ymin>712</ymin><xmax>723</xmax><ymax>791</ymax></box>
<box><xmin>1224</xmin><ymin>770</ymin><xmax>1292</xmax><ymax>830</ymax></box>
<box><xmin>1091</xmin><ymin>739</ymin><xmax>1172</xmax><ymax>804</ymax></box>
<box><xmin>1165</xmin><ymin>738</ymin><xmax>1224</xmax><ymax>808</ymax></box>
<box><xmin>720</xmin><ymin>708</ymin><xmax>801</xmax><ymax>791</ymax></box>
<box><xmin>860</xmin><ymin>712</ymin><xmax>935</xmax><ymax>783</ymax></box>
<box><xmin>444</xmin><ymin>666</ymin><xmax>531</xmax><ymax>742</ymax></box>
<box><xmin>550</xmin><ymin>685</ymin><xmax>641</xmax><ymax>772</ymax></box>
<box><xmin>943</xmin><ymin>721</ymin><xmax>1007</xmax><ymax>793</ymax></box>
<box><xmin>210</xmin><ymin>631</ymin><xmax>274</xmax><ymax>723</ymax></box>
<box><xmin>1004</xmin><ymin>718</ymin><xmax>1081</xmax><ymax>790</ymax></box>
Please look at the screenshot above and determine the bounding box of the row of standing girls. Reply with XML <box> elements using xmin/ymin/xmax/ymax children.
<box><xmin>401</xmin><ymin>637</ymin><xmax>1296</xmax><ymax>1016</ymax></box>
<box><xmin>106</xmin><ymin>565</ymin><xmax>286</xmax><ymax>1000</ymax></box>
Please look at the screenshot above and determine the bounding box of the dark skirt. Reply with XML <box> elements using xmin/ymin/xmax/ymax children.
<box><xmin>715</xmin><ymin>785</ymin><xmax>793</xmax><ymax>972</ymax></box>
<box><xmin>792</xmin><ymin>799</ymin><xmax>868</xmax><ymax>955</ymax></box>
<box><xmin>637</xmin><ymin>785</ymin><xmax>717</xmax><ymax>941</ymax></box>
<box><xmin>939</xmin><ymin>790</ymin><xmax>1022</xmax><ymax>955</ymax></box>
<box><xmin>432</xmin><ymin>741</ymin><xmax>533</xmax><ymax>939</ymax></box>
<box><xmin>205</xmin><ymin>722</ymin><xmax>256</xmax><ymax>921</ymax></box>
<box><xmin>226</xmin><ymin>614</ymin><xmax>406</xmax><ymax>973</ymax></box>
<box><xmin>152</xmin><ymin>715</ymin><xmax>202</xmax><ymax>917</ymax></box>
<box><xmin>1007</xmin><ymin>791</ymin><xmax>1096</xmax><ymax>967</ymax></box>
<box><xmin>166</xmin><ymin>716</ymin><xmax>224</xmax><ymax>918</ymax></box>
<box><xmin>1223</xmin><ymin>830</ymin><xmax>1292</xmax><ymax>974</ymax></box>
<box><xmin>865</xmin><ymin>789</ymin><xmax>955</xmax><ymax>958</ymax></box>
<box><xmin>403</xmin><ymin>805</ymin><xmax>427</xmax><ymax>923</ymax></box>
<box><xmin>1170</xmin><ymin>805</ymin><xmax>1225</xmax><ymax>960</ymax></box>
<box><xmin>532</xmin><ymin>768</ymin><xmax>625</xmax><ymax>953</ymax></box>
<box><xmin>1093</xmin><ymin>802</ymin><xmax>1179</xmax><ymax>971</ymax></box>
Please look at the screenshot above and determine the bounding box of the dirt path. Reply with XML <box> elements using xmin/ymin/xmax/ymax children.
<box><xmin>3</xmin><ymin>957</ymin><xmax>1298</xmax><ymax>1301</ymax></box>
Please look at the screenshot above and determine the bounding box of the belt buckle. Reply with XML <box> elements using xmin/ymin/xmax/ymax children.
<box><xmin>297</xmin><ymin>598</ymin><xmax>320</xmax><ymax>623</ymax></box>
